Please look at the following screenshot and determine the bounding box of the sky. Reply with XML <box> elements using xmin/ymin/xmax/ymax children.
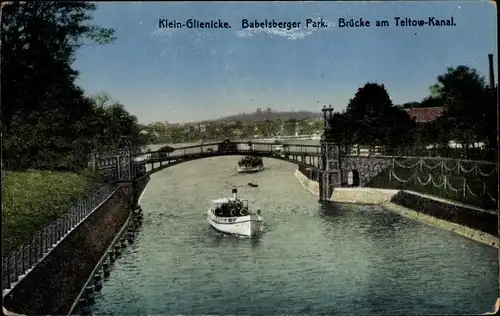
<box><xmin>73</xmin><ymin>1</ymin><xmax>497</xmax><ymax>124</ymax></box>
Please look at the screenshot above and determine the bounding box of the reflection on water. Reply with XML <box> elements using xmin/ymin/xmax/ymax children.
<box><xmin>92</xmin><ymin>157</ymin><xmax>497</xmax><ymax>315</ymax></box>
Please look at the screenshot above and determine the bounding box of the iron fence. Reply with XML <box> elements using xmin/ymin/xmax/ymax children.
<box><xmin>2</xmin><ymin>183</ymin><xmax>118</xmax><ymax>294</ymax></box>
<box><xmin>298</xmin><ymin>164</ymin><xmax>322</xmax><ymax>181</ymax></box>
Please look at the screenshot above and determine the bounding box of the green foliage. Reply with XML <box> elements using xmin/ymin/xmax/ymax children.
<box><xmin>86</xmin><ymin>25</ymin><xmax>117</xmax><ymax>45</ymax></box>
<box><xmin>2</xmin><ymin>171</ymin><xmax>99</xmax><ymax>255</ymax></box>
<box><xmin>327</xmin><ymin>65</ymin><xmax>497</xmax><ymax>162</ymax></box>
<box><xmin>327</xmin><ymin>83</ymin><xmax>415</xmax><ymax>149</ymax></box>
<box><xmin>1</xmin><ymin>2</ymin><xmax>144</xmax><ymax>171</ymax></box>
<box><xmin>431</xmin><ymin>66</ymin><xmax>497</xmax><ymax>157</ymax></box>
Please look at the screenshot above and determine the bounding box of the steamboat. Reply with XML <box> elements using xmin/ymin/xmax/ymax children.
<box><xmin>237</xmin><ymin>156</ymin><xmax>264</xmax><ymax>173</ymax></box>
<box><xmin>207</xmin><ymin>189</ymin><xmax>263</xmax><ymax>237</ymax></box>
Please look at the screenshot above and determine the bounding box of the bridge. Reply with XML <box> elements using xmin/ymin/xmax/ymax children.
<box><xmin>90</xmin><ymin>105</ymin><xmax>498</xmax><ymax>201</ymax></box>
<box><xmin>3</xmin><ymin>105</ymin><xmax>498</xmax><ymax>315</ymax></box>
<box><xmin>91</xmin><ymin>139</ymin><xmax>405</xmax><ymax>200</ymax></box>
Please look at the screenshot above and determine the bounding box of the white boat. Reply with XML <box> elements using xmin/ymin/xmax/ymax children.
<box><xmin>207</xmin><ymin>189</ymin><xmax>263</xmax><ymax>237</ymax></box>
<box><xmin>237</xmin><ymin>165</ymin><xmax>264</xmax><ymax>173</ymax></box>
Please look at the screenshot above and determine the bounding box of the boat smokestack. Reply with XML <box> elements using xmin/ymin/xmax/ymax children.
<box><xmin>232</xmin><ymin>188</ymin><xmax>237</xmax><ymax>200</ymax></box>
<box><xmin>488</xmin><ymin>54</ymin><xmax>495</xmax><ymax>90</ymax></box>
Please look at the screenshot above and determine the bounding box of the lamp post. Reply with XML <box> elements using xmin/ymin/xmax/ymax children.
<box><xmin>326</xmin><ymin>104</ymin><xmax>333</xmax><ymax>130</ymax></box>
<box><xmin>321</xmin><ymin>105</ymin><xmax>328</xmax><ymax>129</ymax></box>
<box><xmin>116</xmin><ymin>113</ymin><xmax>133</xmax><ymax>181</ymax></box>
<box><xmin>117</xmin><ymin>113</ymin><xmax>131</xmax><ymax>152</ymax></box>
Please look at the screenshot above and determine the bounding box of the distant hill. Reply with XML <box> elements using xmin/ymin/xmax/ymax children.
<box><xmin>208</xmin><ymin>109</ymin><xmax>321</xmax><ymax>122</ymax></box>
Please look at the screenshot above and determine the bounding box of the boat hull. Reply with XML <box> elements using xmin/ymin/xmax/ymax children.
<box><xmin>237</xmin><ymin>165</ymin><xmax>263</xmax><ymax>173</ymax></box>
<box><xmin>207</xmin><ymin>211</ymin><xmax>263</xmax><ymax>237</ymax></box>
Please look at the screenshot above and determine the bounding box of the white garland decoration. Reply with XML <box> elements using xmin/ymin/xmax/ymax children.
<box><xmin>393</xmin><ymin>159</ymin><xmax>421</xmax><ymax>169</ymax></box>
<box><xmin>458</xmin><ymin>164</ymin><xmax>477</xmax><ymax>174</ymax></box>
<box><xmin>431</xmin><ymin>176</ymin><xmax>445</xmax><ymax>188</ymax></box>
<box><xmin>390</xmin><ymin>168</ymin><xmax>497</xmax><ymax>202</ymax></box>
<box><xmin>422</xmin><ymin>160</ymin><xmax>442</xmax><ymax>170</ymax></box>
<box><xmin>465</xmin><ymin>182</ymin><xmax>477</xmax><ymax>197</ymax></box>
<box><xmin>477</xmin><ymin>166</ymin><xmax>497</xmax><ymax>177</ymax></box>
<box><xmin>416</xmin><ymin>174</ymin><xmax>432</xmax><ymax>186</ymax></box>
<box><xmin>392</xmin><ymin>157</ymin><xmax>497</xmax><ymax>178</ymax></box>
<box><xmin>390</xmin><ymin>169</ymin><xmax>416</xmax><ymax>183</ymax></box>
<box><xmin>445</xmin><ymin>178</ymin><xmax>460</xmax><ymax>193</ymax></box>
<box><xmin>442</xmin><ymin>161</ymin><xmax>458</xmax><ymax>172</ymax></box>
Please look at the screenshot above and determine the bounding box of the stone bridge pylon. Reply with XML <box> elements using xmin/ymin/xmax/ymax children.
<box><xmin>319</xmin><ymin>105</ymin><xmax>341</xmax><ymax>201</ymax></box>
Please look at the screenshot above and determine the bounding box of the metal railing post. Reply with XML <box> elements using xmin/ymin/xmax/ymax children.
<box><xmin>42</xmin><ymin>228</ymin><xmax>47</xmax><ymax>253</ymax></box>
<box><xmin>57</xmin><ymin>218</ymin><xmax>62</xmax><ymax>239</ymax></box>
<box><xmin>84</xmin><ymin>197</ymin><xmax>88</xmax><ymax>216</ymax></box>
<box><xmin>78</xmin><ymin>201</ymin><xmax>82</xmax><ymax>221</ymax></box>
<box><xmin>38</xmin><ymin>232</ymin><xmax>43</xmax><ymax>258</ymax></box>
<box><xmin>3</xmin><ymin>259</ymin><xmax>9</xmax><ymax>290</ymax></box>
<box><xmin>21</xmin><ymin>246</ymin><xmax>27</xmax><ymax>275</ymax></box>
<box><xmin>8</xmin><ymin>255</ymin><xmax>14</xmax><ymax>287</ymax></box>
<box><xmin>14</xmin><ymin>249</ymin><xmax>20</xmax><ymax>280</ymax></box>
<box><xmin>51</xmin><ymin>223</ymin><xmax>56</xmax><ymax>245</ymax></box>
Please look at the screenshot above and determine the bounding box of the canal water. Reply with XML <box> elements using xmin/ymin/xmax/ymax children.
<box><xmin>92</xmin><ymin>157</ymin><xmax>497</xmax><ymax>315</ymax></box>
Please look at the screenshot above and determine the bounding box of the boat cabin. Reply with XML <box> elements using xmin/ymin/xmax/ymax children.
<box><xmin>211</xmin><ymin>199</ymin><xmax>250</xmax><ymax>217</ymax></box>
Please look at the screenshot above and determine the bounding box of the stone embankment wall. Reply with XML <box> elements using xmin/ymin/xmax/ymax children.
<box><xmin>294</xmin><ymin>168</ymin><xmax>397</xmax><ymax>203</ymax></box>
<box><xmin>3</xmin><ymin>177</ymin><xmax>150</xmax><ymax>315</ymax></box>
<box><xmin>294</xmin><ymin>168</ymin><xmax>320</xmax><ymax>196</ymax></box>
<box><xmin>341</xmin><ymin>156</ymin><xmax>393</xmax><ymax>187</ymax></box>
<box><xmin>390</xmin><ymin>191</ymin><xmax>497</xmax><ymax>237</ymax></box>
<box><xmin>294</xmin><ymin>167</ymin><xmax>498</xmax><ymax>248</ymax></box>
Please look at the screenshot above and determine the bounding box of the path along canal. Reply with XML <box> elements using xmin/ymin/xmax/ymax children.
<box><xmin>91</xmin><ymin>157</ymin><xmax>497</xmax><ymax>315</ymax></box>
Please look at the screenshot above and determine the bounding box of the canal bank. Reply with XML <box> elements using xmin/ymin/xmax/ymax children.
<box><xmin>2</xmin><ymin>177</ymin><xmax>150</xmax><ymax>315</ymax></box>
<box><xmin>89</xmin><ymin>157</ymin><xmax>497</xmax><ymax>315</ymax></box>
<box><xmin>294</xmin><ymin>168</ymin><xmax>498</xmax><ymax>248</ymax></box>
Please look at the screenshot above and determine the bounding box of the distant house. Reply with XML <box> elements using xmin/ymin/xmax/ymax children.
<box><xmin>232</xmin><ymin>129</ymin><xmax>243</xmax><ymax>136</ymax></box>
<box><xmin>404</xmin><ymin>107</ymin><xmax>445</xmax><ymax>123</ymax></box>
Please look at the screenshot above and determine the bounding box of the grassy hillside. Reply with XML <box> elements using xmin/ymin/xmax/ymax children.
<box><xmin>2</xmin><ymin>170</ymin><xmax>102</xmax><ymax>255</ymax></box>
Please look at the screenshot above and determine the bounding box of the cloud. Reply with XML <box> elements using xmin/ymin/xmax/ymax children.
<box><xmin>151</xmin><ymin>28</ymin><xmax>177</xmax><ymax>37</ymax></box>
<box><xmin>236</xmin><ymin>27</ymin><xmax>313</xmax><ymax>40</ymax></box>
<box><xmin>235</xmin><ymin>18</ymin><xmax>335</xmax><ymax>40</ymax></box>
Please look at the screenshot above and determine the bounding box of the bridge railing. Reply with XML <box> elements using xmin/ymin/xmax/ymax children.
<box><xmin>298</xmin><ymin>164</ymin><xmax>322</xmax><ymax>181</ymax></box>
<box><xmin>96</xmin><ymin>141</ymin><xmax>498</xmax><ymax>170</ymax></box>
<box><xmin>2</xmin><ymin>183</ymin><xmax>118</xmax><ymax>296</ymax></box>
<box><xmin>130</xmin><ymin>141</ymin><xmax>323</xmax><ymax>161</ymax></box>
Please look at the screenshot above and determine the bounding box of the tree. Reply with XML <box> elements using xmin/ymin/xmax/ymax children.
<box><xmin>343</xmin><ymin>83</ymin><xmax>415</xmax><ymax>148</ymax></box>
<box><xmin>401</xmin><ymin>101</ymin><xmax>421</xmax><ymax>109</ymax></box>
<box><xmin>326</xmin><ymin>112</ymin><xmax>352</xmax><ymax>150</ymax></box>
<box><xmin>429</xmin><ymin>66</ymin><xmax>497</xmax><ymax>158</ymax></box>
<box><xmin>1</xmin><ymin>2</ymin><xmax>118</xmax><ymax>170</ymax></box>
<box><xmin>419</xmin><ymin>96</ymin><xmax>443</xmax><ymax>108</ymax></box>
